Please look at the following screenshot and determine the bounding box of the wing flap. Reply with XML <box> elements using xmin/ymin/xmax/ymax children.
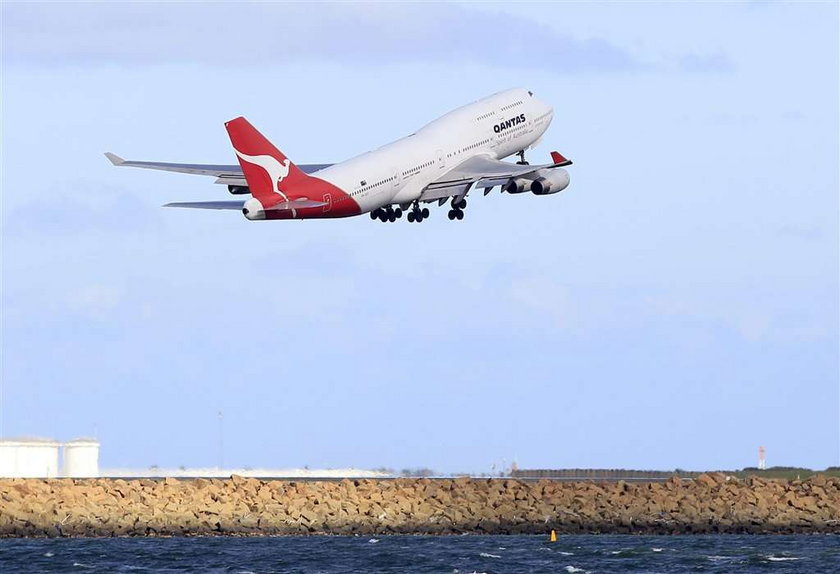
<box><xmin>213</xmin><ymin>176</ymin><xmax>248</xmax><ymax>186</ymax></box>
<box><xmin>419</xmin><ymin>183</ymin><xmax>472</xmax><ymax>202</ymax></box>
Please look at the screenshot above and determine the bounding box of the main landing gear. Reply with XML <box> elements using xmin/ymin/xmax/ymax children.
<box><xmin>407</xmin><ymin>202</ymin><xmax>430</xmax><ymax>223</ymax></box>
<box><xmin>515</xmin><ymin>150</ymin><xmax>529</xmax><ymax>166</ymax></box>
<box><xmin>447</xmin><ymin>197</ymin><xmax>466</xmax><ymax>220</ymax></box>
<box><xmin>370</xmin><ymin>206</ymin><xmax>402</xmax><ymax>223</ymax></box>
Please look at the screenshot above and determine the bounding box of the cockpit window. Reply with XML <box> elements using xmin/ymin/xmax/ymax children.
<box><xmin>528</xmin><ymin>90</ymin><xmax>533</xmax><ymax>96</ymax></box>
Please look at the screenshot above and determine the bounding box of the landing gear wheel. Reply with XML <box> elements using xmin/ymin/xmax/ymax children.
<box><xmin>448</xmin><ymin>210</ymin><xmax>456</xmax><ymax>220</ymax></box>
<box><xmin>455</xmin><ymin>210</ymin><xmax>464</xmax><ymax>220</ymax></box>
<box><xmin>370</xmin><ymin>210</ymin><xmax>378</xmax><ymax>220</ymax></box>
<box><xmin>422</xmin><ymin>208</ymin><xmax>430</xmax><ymax>218</ymax></box>
<box><xmin>407</xmin><ymin>212</ymin><xmax>416</xmax><ymax>223</ymax></box>
<box><xmin>379</xmin><ymin>212</ymin><xmax>388</xmax><ymax>222</ymax></box>
<box><xmin>395</xmin><ymin>208</ymin><xmax>402</xmax><ymax>219</ymax></box>
<box><xmin>389</xmin><ymin>213</ymin><xmax>397</xmax><ymax>223</ymax></box>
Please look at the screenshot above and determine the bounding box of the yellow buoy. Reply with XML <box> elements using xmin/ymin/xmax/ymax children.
<box><xmin>550</xmin><ymin>529</ymin><xmax>557</xmax><ymax>542</ymax></box>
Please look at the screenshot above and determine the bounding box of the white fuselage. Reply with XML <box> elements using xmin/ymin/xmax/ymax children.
<box><xmin>314</xmin><ymin>88</ymin><xmax>554</xmax><ymax>212</ymax></box>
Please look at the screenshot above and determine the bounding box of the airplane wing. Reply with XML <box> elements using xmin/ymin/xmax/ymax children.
<box><xmin>420</xmin><ymin>152</ymin><xmax>572</xmax><ymax>201</ymax></box>
<box><xmin>105</xmin><ymin>153</ymin><xmax>332</xmax><ymax>187</ymax></box>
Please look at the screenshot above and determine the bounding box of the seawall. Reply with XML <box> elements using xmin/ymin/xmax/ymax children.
<box><xmin>1</xmin><ymin>474</ymin><xmax>838</xmax><ymax>537</ymax></box>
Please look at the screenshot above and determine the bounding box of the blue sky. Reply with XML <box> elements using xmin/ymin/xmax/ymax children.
<box><xmin>1</xmin><ymin>2</ymin><xmax>837</xmax><ymax>473</ymax></box>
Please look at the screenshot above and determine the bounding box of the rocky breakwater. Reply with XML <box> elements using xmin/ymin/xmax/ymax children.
<box><xmin>1</xmin><ymin>473</ymin><xmax>838</xmax><ymax>537</ymax></box>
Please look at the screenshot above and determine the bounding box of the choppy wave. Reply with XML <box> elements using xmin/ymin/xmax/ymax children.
<box><xmin>0</xmin><ymin>535</ymin><xmax>833</xmax><ymax>573</ymax></box>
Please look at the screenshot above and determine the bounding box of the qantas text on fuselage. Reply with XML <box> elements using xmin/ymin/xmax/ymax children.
<box><xmin>106</xmin><ymin>88</ymin><xmax>572</xmax><ymax>223</ymax></box>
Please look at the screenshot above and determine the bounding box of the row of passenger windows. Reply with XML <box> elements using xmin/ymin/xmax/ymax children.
<box><xmin>500</xmin><ymin>100</ymin><xmax>523</xmax><ymax>111</ymax></box>
<box><xmin>354</xmin><ymin>176</ymin><xmax>394</xmax><ymax>195</ymax></box>
<box><xmin>448</xmin><ymin>138</ymin><xmax>491</xmax><ymax>158</ymax></box>
<box><xmin>348</xmin><ymin>160</ymin><xmax>435</xmax><ymax>198</ymax></box>
<box><xmin>403</xmin><ymin>161</ymin><xmax>433</xmax><ymax>176</ymax></box>
<box><xmin>475</xmin><ymin>111</ymin><xmax>494</xmax><ymax>121</ymax></box>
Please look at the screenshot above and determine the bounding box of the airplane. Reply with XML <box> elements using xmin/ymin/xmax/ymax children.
<box><xmin>105</xmin><ymin>88</ymin><xmax>572</xmax><ymax>223</ymax></box>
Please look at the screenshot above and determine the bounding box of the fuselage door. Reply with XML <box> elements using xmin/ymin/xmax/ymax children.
<box><xmin>437</xmin><ymin>149</ymin><xmax>445</xmax><ymax>170</ymax></box>
<box><xmin>322</xmin><ymin>193</ymin><xmax>332</xmax><ymax>212</ymax></box>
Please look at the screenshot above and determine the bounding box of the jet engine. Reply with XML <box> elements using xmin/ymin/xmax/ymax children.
<box><xmin>504</xmin><ymin>178</ymin><xmax>532</xmax><ymax>194</ymax></box>
<box><xmin>228</xmin><ymin>185</ymin><xmax>251</xmax><ymax>195</ymax></box>
<box><xmin>530</xmin><ymin>168</ymin><xmax>570</xmax><ymax>195</ymax></box>
<box><xmin>241</xmin><ymin>197</ymin><xmax>265</xmax><ymax>220</ymax></box>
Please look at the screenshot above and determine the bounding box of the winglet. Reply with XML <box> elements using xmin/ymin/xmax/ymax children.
<box><xmin>550</xmin><ymin>151</ymin><xmax>573</xmax><ymax>166</ymax></box>
<box><xmin>104</xmin><ymin>152</ymin><xmax>125</xmax><ymax>166</ymax></box>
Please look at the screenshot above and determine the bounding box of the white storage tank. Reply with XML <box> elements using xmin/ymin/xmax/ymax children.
<box><xmin>63</xmin><ymin>438</ymin><xmax>100</xmax><ymax>478</ymax></box>
<box><xmin>0</xmin><ymin>438</ymin><xmax>61</xmax><ymax>478</ymax></box>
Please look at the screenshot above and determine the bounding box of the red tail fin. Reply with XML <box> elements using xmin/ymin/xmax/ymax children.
<box><xmin>225</xmin><ymin>117</ymin><xmax>308</xmax><ymax>203</ymax></box>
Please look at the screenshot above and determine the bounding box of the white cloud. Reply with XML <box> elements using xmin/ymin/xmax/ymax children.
<box><xmin>2</xmin><ymin>3</ymin><xmax>643</xmax><ymax>73</ymax></box>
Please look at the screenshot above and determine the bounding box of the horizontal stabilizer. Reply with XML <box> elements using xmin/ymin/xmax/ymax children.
<box><xmin>163</xmin><ymin>198</ymin><xmax>327</xmax><ymax>211</ymax></box>
<box><xmin>164</xmin><ymin>201</ymin><xmax>246</xmax><ymax>210</ymax></box>
<box><xmin>105</xmin><ymin>152</ymin><xmax>125</xmax><ymax>166</ymax></box>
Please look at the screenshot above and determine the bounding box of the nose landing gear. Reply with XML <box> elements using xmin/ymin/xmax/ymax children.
<box><xmin>515</xmin><ymin>150</ymin><xmax>529</xmax><ymax>165</ymax></box>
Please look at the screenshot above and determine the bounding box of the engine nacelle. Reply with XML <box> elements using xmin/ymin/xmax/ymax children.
<box><xmin>242</xmin><ymin>197</ymin><xmax>265</xmax><ymax>220</ymax></box>
<box><xmin>228</xmin><ymin>185</ymin><xmax>251</xmax><ymax>195</ymax></box>
<box><xmin>530</xmin><ymin>168</ymin><xmax>570</xmax><ymax>195</ymax></box>
<box><xmin>504</xmin><ymin>177</ymin><xmax>531</xmax><ymax>194</ymax></box>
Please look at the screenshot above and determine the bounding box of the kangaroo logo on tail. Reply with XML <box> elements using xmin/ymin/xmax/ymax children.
<box><xmin>233</xmin><ymin>148</ymin><xmax>290</xmax><ymax>200</ymax></box>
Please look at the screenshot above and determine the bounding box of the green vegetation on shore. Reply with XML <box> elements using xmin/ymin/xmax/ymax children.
<box><xmin>510</xmin><ymin>467</ymin><xmax>840</xmax><ymax>481</ymax></box>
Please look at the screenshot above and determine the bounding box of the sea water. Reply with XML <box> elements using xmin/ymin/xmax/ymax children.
<box><xmin>0</xmin><ymin>534</ymin><xmax>837</xmax><ymax>573</ymax></box>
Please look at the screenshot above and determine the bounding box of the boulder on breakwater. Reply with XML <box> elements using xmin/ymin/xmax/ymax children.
<box><xmin>1</xmin><ymin>474</ymin><xmax>838</xmax><ymax>537</ymax></box>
